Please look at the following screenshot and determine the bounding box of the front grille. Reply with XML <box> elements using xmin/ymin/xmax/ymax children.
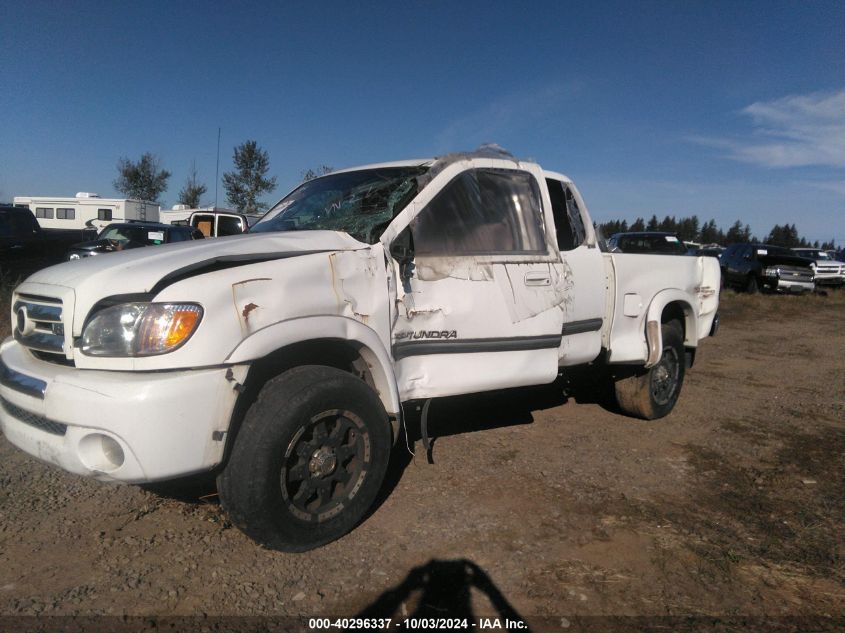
<box><xmin>0</xmin><ymin>396</ymin><xmax>67</xmax><ymax>436</ymax></box>
<box><xmin>12</xmin><ymin>293</ymin><xmax>68</xmax><ymax>362</ymax></box>
<box><xmin>779</xmin><ymin>266</ymin><xmax>814</xmax><ymax>283</ymax></box>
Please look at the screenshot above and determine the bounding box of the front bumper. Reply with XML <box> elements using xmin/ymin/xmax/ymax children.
<box><xmin>0</xmin><ymin>338</ymin><xmax>242</xmax><ymax>483</ymax></box>
<box><xmin>814</xmin><ymin>274</ymin><xmax>845</xmax><ymax>287</ymax></box>
<box><xmin>775</xmin><ymin>278</ymin><xmax>814</xmax><ymax>293</ymax></box>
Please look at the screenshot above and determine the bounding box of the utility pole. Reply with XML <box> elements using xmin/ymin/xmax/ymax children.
<box><xmin>214</xmin><ymin>127</ymin><xmax>221</xmax><ymax>209</ymax></box>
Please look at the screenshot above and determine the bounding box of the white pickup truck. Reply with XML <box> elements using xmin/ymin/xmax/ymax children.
<box><xmin>0</xmin><ymin>149</ymin><xmax>720</xmax><ymax>551</ymax></box>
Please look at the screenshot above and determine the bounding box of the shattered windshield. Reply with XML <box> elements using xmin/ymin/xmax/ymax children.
<box><xmin>252</xmin><ymin>167</ymin><xmax>427</xmax><ymax>244</ymax></box>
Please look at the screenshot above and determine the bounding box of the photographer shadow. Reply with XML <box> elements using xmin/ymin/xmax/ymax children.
<box><xmin>355</xmin><ymin>558</ymin><xmax>528</xmax><ymax>628</ymax></box>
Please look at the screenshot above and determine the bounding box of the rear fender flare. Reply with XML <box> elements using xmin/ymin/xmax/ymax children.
<box><xmin>644</xmin><ymin>291</ymin><xmax>697</xmax><ymax>367</ymax></box>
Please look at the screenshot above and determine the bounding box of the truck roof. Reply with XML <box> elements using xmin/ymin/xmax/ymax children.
<box><xmin>329</xmin><ymin>158</ymin><xmax>574</xmax><ymax>185</ymax></box>
<box><xmin>331</xmin><ymin>159</ymin><xmax>432</xmax><ymax>174</ymax></box>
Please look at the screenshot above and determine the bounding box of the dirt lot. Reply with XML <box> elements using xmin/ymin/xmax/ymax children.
<box><xmin>0</xmin><ymin>283</ymin><xmax>843</xmax><ymax>630</ymax></box>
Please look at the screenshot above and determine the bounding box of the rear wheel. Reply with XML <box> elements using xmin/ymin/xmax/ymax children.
<box><xmin>614</xmin><ymin>322</ymin><xmax>685</xmax><ymax>420</ymax></box>
<box><xmin>217</xmin><ymin>365</ymin><xmax>391</xmax><ymax>552</ymax></box>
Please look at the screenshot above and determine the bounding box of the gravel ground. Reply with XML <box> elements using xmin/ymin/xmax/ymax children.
<box><xmin>0</xmin><ymin>289</ymin><xmax>843</xmax><ymax>630</ymax></box>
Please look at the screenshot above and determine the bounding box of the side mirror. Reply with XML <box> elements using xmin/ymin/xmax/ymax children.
<box><xmin>390</xmin><ymin>229</ymin><xmax>414</xmax><ymax>264</ymax></box>
<box><xmin>389</xmin><ymin>229</ymin><xmax>415</xmax><ymax>279</ymax></box>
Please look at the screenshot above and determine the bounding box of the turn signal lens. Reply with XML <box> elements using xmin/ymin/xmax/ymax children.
<box><xmin>135</xmin><ymin>304</ymin><xmax>203</xmax><ymax>355</ymax></box>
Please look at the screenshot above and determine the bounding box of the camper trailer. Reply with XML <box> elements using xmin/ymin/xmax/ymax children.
<box><xmin>13</xmin><ymin>193</ymin><xmax>160</xmax><ymax>237</ymax></box>
<box><xmin>158</xmin><ymin>204</ymin><xmax>196</xmax><ymax>225</ymax></box>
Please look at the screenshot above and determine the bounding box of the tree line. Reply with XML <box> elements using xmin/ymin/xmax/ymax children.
<box><xmin>113</xmin><ymin>152</ymin><xmax>836</xmax><ymax>250</ymax></box>
<box><xmin>113</xmin><ymin>142</ymin><xmax>334</xmax><ymax>215</ymax></box>
<box><xmin>599</xmin><ymin>215</ymin><xmax>836</xmax><ymax>250</ymax></box>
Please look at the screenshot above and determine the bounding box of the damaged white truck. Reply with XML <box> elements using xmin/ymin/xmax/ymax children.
<box><xmin>0</xmin><ymin>149</ymin><xmax>720</xmax><ymax>551</ymax></box>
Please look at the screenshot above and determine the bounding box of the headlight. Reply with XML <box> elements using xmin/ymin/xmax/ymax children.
<box><xmin>80</xmin><ymin>302</ymin><xmax>203</xmax><ymax>357</ymax></box>
<box><xmin>763</xmin><ymin>266</ymin><xmax>780</xmax><ymax>278</ymax></box>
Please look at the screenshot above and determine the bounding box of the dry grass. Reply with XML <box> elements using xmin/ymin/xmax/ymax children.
<box><xmin>719</xmin><ymin>287</ymin><xmax>845</xmax><ymax>323</ymax></box>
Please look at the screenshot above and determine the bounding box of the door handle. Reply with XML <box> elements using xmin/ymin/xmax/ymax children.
<box><xmin>524</xmin><ymin>272</ymin><xmax>551</xmax><ymax>286</ymax></box>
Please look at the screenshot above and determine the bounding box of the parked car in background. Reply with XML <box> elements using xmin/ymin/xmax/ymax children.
<box><xmin>66</xmin><ymin>222</ymin><xmax>204</xmax><ymax>260</ymax></box>
<box><xmin>721</xmin><ymin>243</ymin><xmax>815</xmax><ymax>293</ymax></box>
<box><xmin>1</xmin><ymin>205</ymin><xmax>79</xmax><ymax>276</ymax></box>
<box><xmin>607</xmin><ymin>231</ymin><xmax>688</xmax><ymax>255</ymax></box>
<box><xmin>791</xmin><ymin>248</ymin><xmax>845</xmax><ymax>287</ymax></box>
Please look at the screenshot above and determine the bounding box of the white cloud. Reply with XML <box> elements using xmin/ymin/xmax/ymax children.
<box><xmin>434</xmin><ymin>82</ymin><xmax>580</xmax><ymax>152</ymax></box>
<box><xmin>696</xmin><ymin>89</ymin><xmax>845</xmax><ymax>169</ymax></box>
<box><xmin>805</xmin><ymin>179</ymin><xmax>845</xmax><ymax>196</ymax></box>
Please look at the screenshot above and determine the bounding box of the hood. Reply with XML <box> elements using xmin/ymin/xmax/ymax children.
<box><xmin>757</xmin><ymin>253</ymin><xmax>814</xmax><ymax>268</ymax></box>
<box><xmin>809</xmin><ymin>258</ymin><xmax>845</xmax><ymax>266</ymax></box>
<box><xmin>68</xmin><ymin>238</ymin><xmax>145</xmax><ymax>254</ymax></box>
<box><xmin>26</xmin><ymin>230</ymin><xmax>367</xmax><ymax>295</ymax></box>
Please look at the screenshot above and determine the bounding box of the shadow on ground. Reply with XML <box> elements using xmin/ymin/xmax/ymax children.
<box><xmin>356</xmin><ymin>558</ymin><xmax>528</xmax><ymax>624</ymax></box>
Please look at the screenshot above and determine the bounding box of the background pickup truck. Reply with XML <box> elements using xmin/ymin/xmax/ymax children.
<box><xmin>1</xmin><ymin>205</ymin><xmax>82</xmax><ymax>278</ymax></box>
<box><xmin>0</xmin><ymin>148</ymin><xmax>720</xmax><ymax>551</ymax></box>
<box><xmin>186</xmin><ymin>209</ymin><xmax>261</xmax><ymax>237</ymax></box>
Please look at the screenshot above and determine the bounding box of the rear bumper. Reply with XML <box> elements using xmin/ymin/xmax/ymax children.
<box><xmin>0</xmin><ymin>338</ymin><xmax>242</xmax><ymax>483</ymax></box>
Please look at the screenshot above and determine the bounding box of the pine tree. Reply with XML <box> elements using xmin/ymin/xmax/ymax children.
<box><xmin>113</xmin><ymin>153</ymin><xmax>171</xmax><ymax>202</ymax></box>
<box><xmin>177</xmin><ymin>161</ymin><xmax>207</xmax><ymax>209</ymax></box>
<box><xmin>222</xmin><ymin>140</ymin><xmax>278</xmax><ymax>214</ymax></box>
<box><xmin>725</xmin><ymin>220</ymin><xmax>745</xmax><ymax>244</ymax></box>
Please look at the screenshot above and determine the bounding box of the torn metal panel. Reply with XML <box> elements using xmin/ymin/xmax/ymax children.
<box><xmin>328</xmin><ymin>249</ymin><xmax>381</xmax><ymax>322</ymax></box>
<box><xmin>232</xmin><ymin>278</ymin><xmax>272</xmax><ymax>335</ymax></box>
<box><xmin>414</xmin><ymin>256</ymin><xmax>495</xmax><ymax>282</ymax></box>
<box><xmin>415</xmin><ymin>144</ymin><xmax>521</xmax><ymax>191</ymax></box>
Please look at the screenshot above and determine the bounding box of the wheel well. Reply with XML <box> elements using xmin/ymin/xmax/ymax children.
<box><xmin>661</xmin><ymin>302</ymin><xmax>686</xmax><ymax>330</ymax></box>
<box><xmin>247</xmin><ymin>339</ymin><xmax>377</xmax><ymax>391</ymax></box>
<box><xmin>220</xmin><ymin>339</ymin><xmax>396</xmax><ymax>469</ymax></box>
<box><xmin>661</xmin><ymin>301</ymin><xmax>694</xmax><ymax>367</ymax></box>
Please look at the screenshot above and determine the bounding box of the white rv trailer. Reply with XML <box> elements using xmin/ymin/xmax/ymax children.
<box><xmin>13</xmin><ymin>193</ymin><xmax>160</xmax><ymax>236</ymax></box>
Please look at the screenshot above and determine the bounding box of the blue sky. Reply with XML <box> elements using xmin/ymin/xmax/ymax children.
<box><xmin>1</xmin><ymin>1</ymin><xmax>843</xmax><ymax>243</ymax></box>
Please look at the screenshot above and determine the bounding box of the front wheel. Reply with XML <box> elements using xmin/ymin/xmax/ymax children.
<box><xmin>746</xmin><ymin>275</ymin><xmax>759</xmax><ymax>294</ymax></box>
<box><xmin>217</xmin><ymin>366</ymin><xmax>391</xmax><ymax>552</ymax></box>
<box><xmin>614</xmin><ymin>322</ymin><xmax>685</xmax><ymax>420</ymax></box>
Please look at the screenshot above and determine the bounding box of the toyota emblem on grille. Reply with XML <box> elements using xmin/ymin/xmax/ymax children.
<box><xmin>16</xmin><ymin>306</ymin><xmax>34</xmax><ymax>336</ymax></box>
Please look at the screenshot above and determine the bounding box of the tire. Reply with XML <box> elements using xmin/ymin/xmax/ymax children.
<box><xmin>614</xmin><ymin>321</ymin><xmax>685</xmax><ymax>420</ymax></box>
<box><xmin>217</xmin><ymin>365</ymin><xmax>391</xmax><ymax>552</ymax></box>
<box><xmin>746</xmin><ymin>275</ymin><xmax>759</xmax><ymax>294</ymax></box>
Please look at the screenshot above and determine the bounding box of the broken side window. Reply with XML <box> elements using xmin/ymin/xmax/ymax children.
<box><xmin>546</xmin><ymin>179</ymin><xmax>576</xmax><ymax>251</ymax></box>
<box><xmin>565</xmin><ymin>187</ymin><xmax>587</xmax><ymax>247</ymax></box>
<box><xmin>412</xmin><ymin>169</ymin><xmax>546</xmax><ymax>256</ymax></box>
